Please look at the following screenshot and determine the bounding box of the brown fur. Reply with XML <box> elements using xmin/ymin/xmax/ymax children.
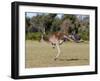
<box><xmin>41</xmin><ymin>32</ymin><xmax>67</xmax><ymax>44</ymax></box>
<box><xmin>51</xmin><ymin>32</ymin><xmax>66</xmax><ymax>40</ymax></box>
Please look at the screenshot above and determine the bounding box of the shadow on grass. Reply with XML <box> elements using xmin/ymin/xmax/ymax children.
<box><xmin>55</xmin><ymin>58</ymin><xmax>88</xmax><ymax>61</ymax></box>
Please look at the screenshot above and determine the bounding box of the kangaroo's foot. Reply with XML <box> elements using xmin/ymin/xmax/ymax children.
<box><xmin>53</xmin><ymin>46</ymin><xmax>55</xmax><ymax>49</ymax></box>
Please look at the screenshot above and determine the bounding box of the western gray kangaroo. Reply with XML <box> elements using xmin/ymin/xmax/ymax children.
<box><xmin>40</xmin><ymin>32</ymin><xmax>72</xmax><ymax>60</ymax></box>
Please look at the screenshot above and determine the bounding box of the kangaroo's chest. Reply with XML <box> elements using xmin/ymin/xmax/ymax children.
<box><xmin>49</xmin><ymin>35</ymin><xmax>58</xmax><ymax>43</ymax></box>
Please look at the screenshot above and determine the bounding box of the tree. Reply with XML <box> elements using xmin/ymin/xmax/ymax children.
<box><xmin>25</xmin><ymin>17</ymin><xmax>32</xmax><ymax>33</ymax></box>
<box><xmin>60</xmin><ymin>14</ymin><xmax>77</xmax><ymax>35</ymax></box>
<box><xmin>25</xmin><ymin>12</ymin><xmax>89</xmax><ymax>41</ymax></box>
<box><xmin>50</xmin><ymin>17</ymin><xmax>61</xmax><ymax>32</ymax></box>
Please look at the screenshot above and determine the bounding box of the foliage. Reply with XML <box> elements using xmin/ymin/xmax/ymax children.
<box><xmin>26</xmin><ymin>32</ymin><xmax>41</xmax><ymax>40</ymax></box>
<box><xmin>25</xmin><ymin>13</ymin><xmax>89</xmax><ymax>41</ymax></box>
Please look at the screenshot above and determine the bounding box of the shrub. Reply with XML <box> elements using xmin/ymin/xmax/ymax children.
<box><xmin>79</xmin><ymin>31</ymin><xmax>89</xmax><ymax>40</ymax></box>
<box><xmin>26</xmin><ymin>32</ymin><xmax>41</xmax><ymax>40</ymax></box>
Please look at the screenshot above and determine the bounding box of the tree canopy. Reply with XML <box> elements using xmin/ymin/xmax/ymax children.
<box><xmin>25</xmin><ymin>13</ymin><xmax>89</xmax><ymax>40</ymax></box>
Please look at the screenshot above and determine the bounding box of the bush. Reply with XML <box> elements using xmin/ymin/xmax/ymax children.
<box><xmin>26</xmin><ymin>32</ymin><xmax>41</xmax><ymax>40</ymax></box>
<box><xmin>79</xmin><ymin>31</ymin><xmax>89</xmax><ymax>40</ymax></box>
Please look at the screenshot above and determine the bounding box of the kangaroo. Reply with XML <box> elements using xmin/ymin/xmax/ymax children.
<box><xmin>40</xmin><ymin>32</ymin><xmax>69</xmax><ymax>60</ymax></box>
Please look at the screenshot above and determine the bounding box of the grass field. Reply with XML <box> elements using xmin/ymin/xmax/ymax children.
<box><xmin>25</xmin><ymin>40</ymin><xmax>89</xmax><ymax>68</ymax></box>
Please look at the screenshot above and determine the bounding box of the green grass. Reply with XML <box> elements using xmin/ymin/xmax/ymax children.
<box><xmin>25</xmin><ymin>40</ymin><xmax>89</xmax><ymax>68</ymax></box>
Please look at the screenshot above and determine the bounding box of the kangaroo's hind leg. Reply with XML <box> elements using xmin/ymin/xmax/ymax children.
<box><xmin>54</xmin><ymin>43</ymin><xmax>61</xmax><ymax>60</ymax></box>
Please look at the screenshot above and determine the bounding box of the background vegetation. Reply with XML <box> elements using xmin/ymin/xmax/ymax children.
<box><xmin>25</xmin><ymin>13</ymin><xmax>89</xmax><ymax>41</ymax></box>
